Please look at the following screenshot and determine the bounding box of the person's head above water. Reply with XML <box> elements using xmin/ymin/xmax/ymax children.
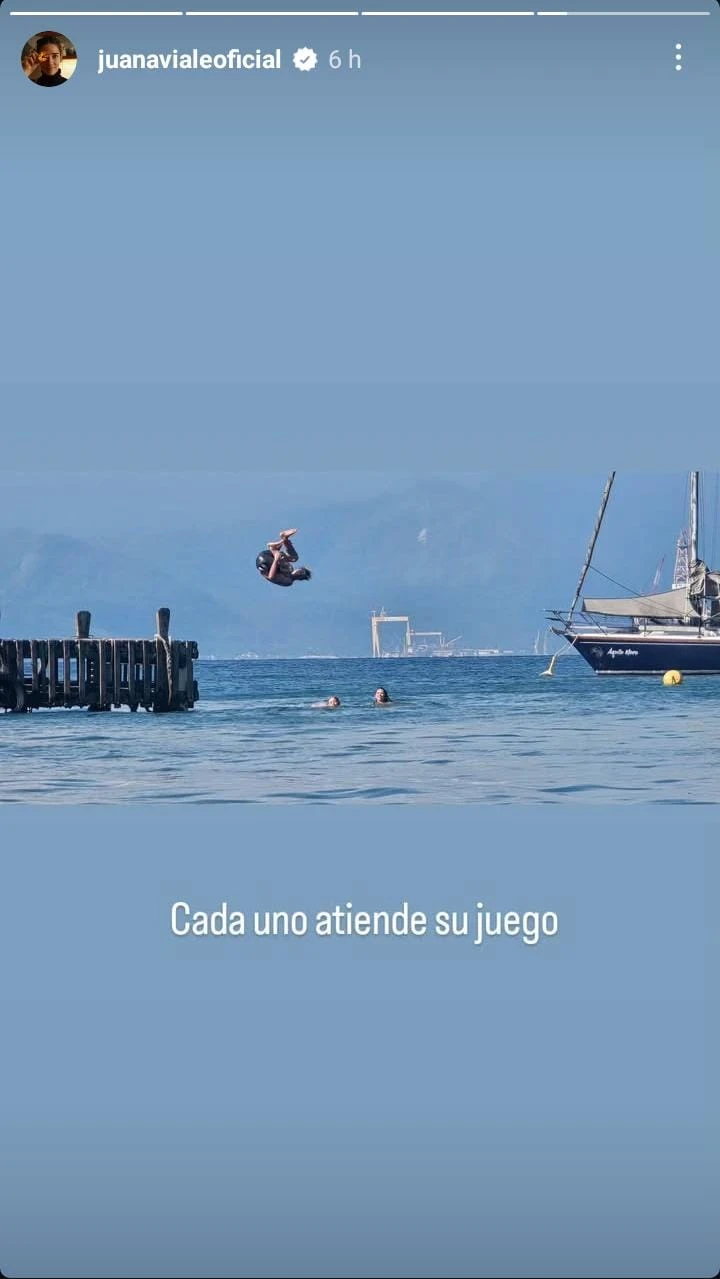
<box><xmin>326</xmin><ymin>696</ymin><xmax>341</xmax><ymax>708</ymax></box>
<box><xmin>373</xmin><ymin>688</ymin><xmax>390</xmax><ymax>704</ymax></box>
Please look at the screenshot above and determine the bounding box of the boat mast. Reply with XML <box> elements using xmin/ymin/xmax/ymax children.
<box><xmin>568</xmin><ymin>472</ymin><xmax>616</xmax><ymax>620</ymax></box>
<box><xmin>690</xmin><ymin>471</ymin><xmax>699</xmax><ymax>566</ymax></box>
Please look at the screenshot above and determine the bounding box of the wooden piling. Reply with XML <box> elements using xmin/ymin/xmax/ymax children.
<box><xmin>62</xmin><ymin>640</ymin><xmax>72</xmax><ymax>700</ymax></box>
<box><xmin>98</xmin><ymin>639</ymin><xmax>108</xmax><ymax>709</ymax></box>
<box><xmin>78</xmin><ymin>638</ymin><xmax>87</xmax><ymax>703</ymax></box>
<box><xmin>49</xmin><ymin>643</ymin><xmax>57</xmax><ymax>704</ymax></box>
<box><xmin>113</xmin><ymin>642</ymin><xmax>122</xmax><ymax>709</ymax></box>
<box><xmin>127</xmin><ymin>639</ymin><xmax>136</xmax><ymax>706</ymax></box>
<box><xmin>0</xmin><ymin>608</ymin><xmax>199</xmax><ymax>713</ymax></box>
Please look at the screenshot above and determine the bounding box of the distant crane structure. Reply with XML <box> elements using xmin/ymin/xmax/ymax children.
<box><xmin>672</xmin><ymin>530</ymin><xmax>690</xmax><ymax>590</ymax></box>
<box><xmin>371</xmin><ymin>610</ymin><xmax>463</xmax><ymax>657</ymax></box>
<box><xmin>650</xmin><ymin>556</ymin><xmax>665</xmax><ymax>592</ymax></box>
<box><xmin>639</xmin><ymin>555</ymin><xmax>666</xmax><ymax>596</ymax></box>
<box><xmin>371</xmin><ymin>611</ymin><xmax>411</xmax><ymax>658</ymax></box>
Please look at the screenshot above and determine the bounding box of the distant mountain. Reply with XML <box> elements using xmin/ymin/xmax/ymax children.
<box><xmin>0</xmin><ymin>476</ymin><xmax>691</xmax><ymax>655</ymax></box>
<box><xmin>0</xmin><ymin>530</ymin><xmax>242</xmax><ymax>642</ymax></box>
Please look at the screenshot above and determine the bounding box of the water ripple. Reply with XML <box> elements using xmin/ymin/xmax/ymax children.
<box><xmin>2</xmin><ymin>656</ymin><xmax>719</xmax><ymax>804</ymax></box>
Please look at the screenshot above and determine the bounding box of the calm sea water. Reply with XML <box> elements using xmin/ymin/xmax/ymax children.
<box><xmin>2</xmin><ymin>656</ymin><xmax>720</xmax><ymax>804</ymax></box>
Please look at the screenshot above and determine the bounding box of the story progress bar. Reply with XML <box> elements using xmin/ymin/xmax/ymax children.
<box><xmin>8</xmin><ymin>6</ymin><xmax>713</xmax><ymax>14</ymax></box>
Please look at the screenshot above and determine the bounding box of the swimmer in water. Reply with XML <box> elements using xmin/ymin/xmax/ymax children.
<box><xmin>373</xmin><ymin>687</ymin><xmax>391</xmax><ymax>705</ymax></box>
<box><xmin>256</xmin><ymin>529</ymin><xmax>312</xmax><ymax>587</ymax></box>
<box><xmin>312</xmin><ymin>696</ymin><xmax>341</xmax><ymax>709</ymax></box>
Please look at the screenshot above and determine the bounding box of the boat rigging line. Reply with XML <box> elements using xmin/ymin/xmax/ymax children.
<box><xmin>541</xmin><ymin>471</ymin><xmax>616</xmax><ymax>677</ymax></box>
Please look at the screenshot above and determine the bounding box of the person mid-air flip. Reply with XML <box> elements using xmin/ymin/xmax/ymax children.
<box><xmin>256</xmin><ymin>529</ymin><xmax>312</xmax><ymax>587</ymax></box>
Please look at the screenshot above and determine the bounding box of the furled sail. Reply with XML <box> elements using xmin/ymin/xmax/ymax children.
<box><xmin>689</xmin><ymin>560</ymin><xmax>720</xmax><ymax>599</ymax></box>
<box><xmin>582</xmin><ymin>587</ymin><xmax>700</xmax><ymax>619</ymax></box>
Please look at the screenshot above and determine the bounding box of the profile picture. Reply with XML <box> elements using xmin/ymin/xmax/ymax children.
<box><xmin>21</xmin><ymin>31</ymin><xmax>77</xmax><ymax>87</ymax></box>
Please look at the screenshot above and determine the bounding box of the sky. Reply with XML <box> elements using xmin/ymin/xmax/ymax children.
<box><xmin>1</xmin><ymin>7</ymin><xmax>718</xmax><ymax>389</ymax></box>
<box><xmin>1</xmin><ymin>2</ymin><xmax>718</xmax><ymax>643</ymax></box>
<box><xmin>2</xmin><ymin>470</ymin><xmax>717</xmax><ymax>591</ymax></box>
<box><xmin>0</xmin><ymin>469</ymin><xmax>703</xmax><ymax>539</ymax></box>
<box><xmin>0</xmin><ymin>471</ymin><xmax>496</xmax><ymax>535</ymax></box>
<box><xmin>4</xmin><ymin>470</ymin><xmax>715</xmax><ymax>654</ymax></box>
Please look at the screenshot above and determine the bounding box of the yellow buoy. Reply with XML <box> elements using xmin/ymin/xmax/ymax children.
<box><xmin>663</xmin><ymin>670</ymin><xmax>683</xmax><ymax>686</ymax></box>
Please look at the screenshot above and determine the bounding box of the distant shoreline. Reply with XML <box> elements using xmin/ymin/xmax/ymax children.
<box><xmin>198</xmin><ymin>652</ymin><xmax>539</xmax><ymax>662</ymax></box>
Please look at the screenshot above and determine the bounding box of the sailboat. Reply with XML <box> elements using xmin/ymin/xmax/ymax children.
<box><xmin>547</xmin><ymin>472</ymin><xmax>720</xmax><ymax>675</ymax></box>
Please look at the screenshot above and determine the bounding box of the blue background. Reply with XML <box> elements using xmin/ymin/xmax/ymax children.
<box><xmin>0</xmin><ymin>5</ymin><xmax>718</xmax><ymax>390</ymax></box>
<box><xmin>1</xmin><ymin>4</ymin><xmax>719</xmax><ymax>1275</ymax></box>
<box><xmin>1</xmin><ymin>805</ymin><xmax>717</xmax><ymax>1277</ymax></box>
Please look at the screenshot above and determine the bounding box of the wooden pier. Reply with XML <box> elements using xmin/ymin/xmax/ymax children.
<box><xmin>0</xmin><ymin>609</ymin><xmax>199</xmax><ymax>713</ymax></box>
